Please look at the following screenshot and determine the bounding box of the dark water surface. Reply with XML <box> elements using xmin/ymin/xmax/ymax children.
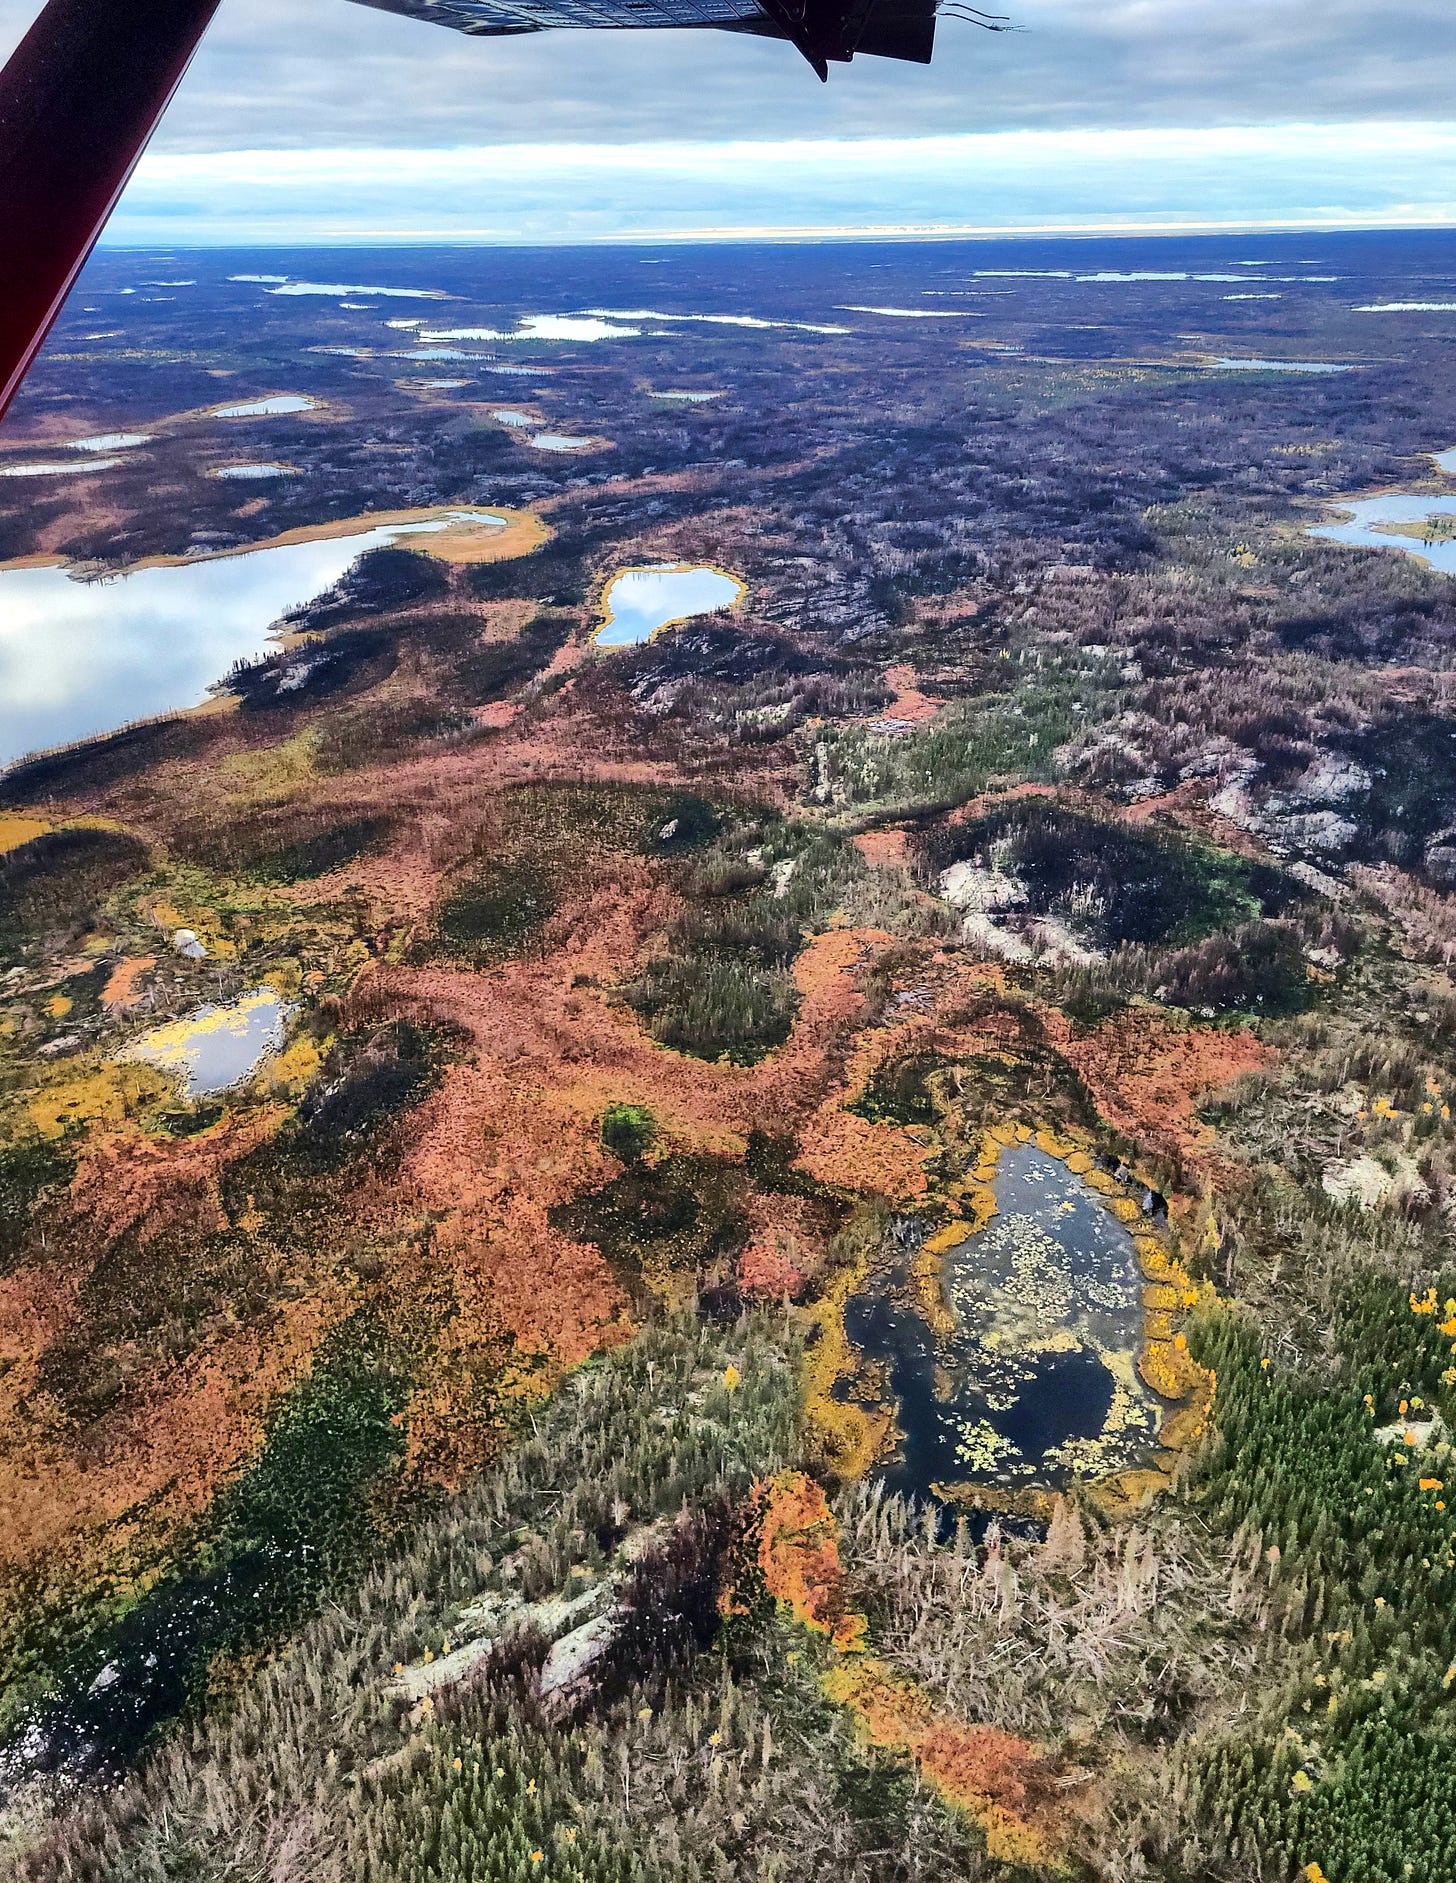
<box><xmin>844</xmin><ymin>1144</ymin><xmax>1162</xmax><ymax>1506</ymax></box>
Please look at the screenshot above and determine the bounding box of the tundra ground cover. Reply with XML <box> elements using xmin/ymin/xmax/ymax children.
<box><xmin>7</xmin><ymin>231</ymin><xmax>1456</xmax><ymax>1878</ymax></box>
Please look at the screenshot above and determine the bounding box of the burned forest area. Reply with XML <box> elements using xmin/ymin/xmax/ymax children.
<box><xmin>2</xmin><ymin>230</ymin><xmax>1456</xmax><ymax>1882</ymax></box>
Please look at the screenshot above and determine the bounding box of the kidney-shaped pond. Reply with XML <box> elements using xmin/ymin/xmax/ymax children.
<box><xmin>845</xmin><ymin>1143</ymin><xmax>1165</xmax><ymax>1503</ymax></box>
<box><xmin>594</xmin><ymin>563</ymin><xmax>745</xmax><ymax>647</ymax></box>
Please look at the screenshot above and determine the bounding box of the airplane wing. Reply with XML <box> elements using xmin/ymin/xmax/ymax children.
<box><xmin>347</xmin><ymin>0</ymin><xmax>939</xmax><ymax>75</ymax></box>
<box><xmin>0</xmin><ymin>0</ymin><xmax>942</xmax><ymax>425</ymax></box>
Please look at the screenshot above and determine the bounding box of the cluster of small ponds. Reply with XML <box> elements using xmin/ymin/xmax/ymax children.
<box><xmin>0</xmin><ymin>393</ymin><xmax>321</xmax><ymax>482</ymax></box>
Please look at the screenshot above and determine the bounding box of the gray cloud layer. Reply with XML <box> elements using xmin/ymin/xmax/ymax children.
<box><xmin>0</xmin><ymin>0</ymin><xmax>1451</xmax><ymax>150</ymax></box>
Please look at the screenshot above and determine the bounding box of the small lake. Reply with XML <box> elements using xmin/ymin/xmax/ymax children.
<box><xmin>417</xmin><ymin>315</ymin><xmax>641</xmax><ymax>343</ymax></box>
<box><xmin>582</xmin><ymin>306</ymin><xmax>851</xmax><ymax>335</ymax></box>
<box><xmin>121</xmin><ymin>987</ymin><xmax>291</xmax><ymax>1097</ymax></box>
<box><xmin>211</xmin><ymin>463</ymin><xmax>299</xmax><ymax>480</ymax></box>
<box><xmin>1207</xmin><ymin>357</ymin><xmax>1355</xmax><ymax>373</ymax></box>
<box><xmin>839</xmin><ymin>305</ymin><xmax>980</xmax><ymax>318</ymax></box>
<box><xmin>594</xmin><ymin>564</ymin><xmax>745</xmax><ymax>647</ymax></box>
<box><xmin>71</xmin><ymin>432</ymin><xmax>151</xmax><ymax>452</ymax></box>
<box><xmin>210</xmin><ymin>395</ymin><xmax>317</xmax><ymax>418</ymax></box>
<box><xmin>245</xmin><ymin>279</ymin><xmax>447</xmax><ymax>300</ymax></box>
<box><xmin>844</xmin><ymin>1144</ymin><xmax>1163</xmax><ymax>1503</ymax></box>
<box><xmin>1308</xmin><ymin>493</ymin><xmax>1456</xmax><ymax>574</ymax></box>
<box><xmin>529</xmin><ymin>432</ymin><xmax>593</xmax><ymax>452</ymax></box>
<box><xmin>0</xmin><ymin>508</ymin><xmax>509</xmax><ymax>765</ymax></box>
<box><xmin>0</xmin><ymin>458</ymin><xmax>125</xmax><ymax>478</ymax></box>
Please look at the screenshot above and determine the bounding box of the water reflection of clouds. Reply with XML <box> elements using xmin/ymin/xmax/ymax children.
<box><xmin>1309</xmin><ymin>492</ymin><xmax>1456</xmax><ymax>575</ymax></box>
<box><xmin>595</xmin><ymin>564</ymin><xmax>744</xmax><ymax>646</ymax></box>
<box><xmin>122</xmin><ymin>988</ymin><xmax>292</xmax><ymax>1098</ymax></box>
<box><xmin>0</xmin><ymin>513</ymin><xmax>503</xmax><ymax>766</ymax></box>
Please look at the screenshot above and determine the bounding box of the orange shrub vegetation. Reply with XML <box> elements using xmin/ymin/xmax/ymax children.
<box><xmin>880</xmin><ymin>663</ymin><xmax>943</xmax><ymax>725</ymax></box>
<box><xmin>739</xmin><ymin>1233</ymin><xmax>809</xmax><ymax>1299</ymax></box>
<box><xmin>851</xmin><ymin>827</ymin><xmax>911</xmax><ymax>870</ymax></box>
<box><xmin>738</xmin><ymin>1192</ymin><xmax>821</xmax><ymax>1299</ymax></box>
<box><xmin>100</xmin><ymin>955</ymin><xmax>156</xmax><ymax>1011</ymax></box>
<box><xmin>739</xmin><ymin>1471</ymin><xmax>1067</xmax><ymax>1868</ymax></box>
<box><xmin>822</xmin><ymin>1656</ymin><xmax>1067</xmax><ymax>1870</ymax></box>
<box><xmin>793</xmin><ymin>1104</ymin><xmax>931</xmax><ymax>1200</ymax></box>
<box><xmin>737</xmin><ymin>1468</ymin><xmax>866</xmax><ymax>1651</ymax></box>
<box><xmin>1042</xmin><ymin>1003</ymin><xmax>1274</xmax><ymax>1182</ymax></box>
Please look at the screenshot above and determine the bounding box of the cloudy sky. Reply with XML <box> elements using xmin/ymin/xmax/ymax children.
<box><xmin>2</xmin><ymin>0</ymin><xmax>1453</xmax><ymax>240</ymax></box>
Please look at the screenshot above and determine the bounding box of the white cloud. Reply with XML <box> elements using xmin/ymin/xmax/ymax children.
<box><xmin>2</xmin><ymin>0</ymin><xmax>1454</xmax><ymax>150</ymax></box>
<box><xmin>99</xmin><ymin>124</ymin><xmax>1456</xmax><ymax>245</ymax></box>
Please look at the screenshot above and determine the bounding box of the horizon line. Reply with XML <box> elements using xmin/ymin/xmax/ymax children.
<box><xmin>99</xmin><ymin>215</ymin><xmax>1456</xmax><ymax>250</ymax></box>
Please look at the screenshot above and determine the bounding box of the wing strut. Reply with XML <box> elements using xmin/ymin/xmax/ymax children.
<box><xmin>0</xmin><ymin>0</ymin><xmax>222</xmax><ymax>420</ymax></box>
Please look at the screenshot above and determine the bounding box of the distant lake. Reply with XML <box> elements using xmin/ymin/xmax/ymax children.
<box><xmin>0</xmin><ymin>458</ymin><xmax>125</xmax><ymax>478</ymax></box>
<box><xmin>70</xmin><ymin>432</ymin><xmax>151</xmax><ymax>452</ymax></box>
<box><xmin>1207</xmin><ymin>357</ymin><xmax>1355</xmax><ymax>373</ymax></box>
<box><xmin>210</xmin><ymin>395</ymin><xmax>317</xmax><ymax>418</ymax></box>
<box><xmin>594</xmin><ymin>563</ymin><xmax>744</xmax><ymax>647</ymax></box>
<box><xmin>210</xmin><ymin>463</ymin><xmax>299</xmax><ymax>480</ymax></box>
<box><xmin>529</xmin><ymin>433</ymin><xmax>593</xmax><ymax>452</ymax></box>
<box><xmin>1308</xmin><ymin>493</ymin><xmax>1456</xmax><ymax>574</ymax></box>
<box><xmin>0</xmin><ymin>509</ymin><xmax>509</xmax><ymax>767</ymax></box>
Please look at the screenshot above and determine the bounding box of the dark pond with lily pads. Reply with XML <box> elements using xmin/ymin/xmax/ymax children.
<box><xmin>844</xmin><ymin>1143</ymin><xmax>1166</xmax><ymax>1503</ymax></box>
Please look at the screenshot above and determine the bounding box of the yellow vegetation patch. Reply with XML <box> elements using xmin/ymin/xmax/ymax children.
<box><xmin>255</xmin><ymin>1030</ymin><xmax>327</xmax><ymax>1101</ymax></box>
<box><xmin>1140</xmin><ymin>1337</ymin><xmax>1204</xmax><ymax>1400</ymax></box>
<box><xmin>913</xmin><ymin>1221</ymin><xmax>968</xmax><ymax>1339</ymax></box>
<box><xmin>0</xmin><ymin>814</ymin><xmax>48</xmax><ymax>856</ymax></box>
<box><xmin>218</xmin><ymin>728</ymin><xmax>317</xmax><ymax>803</ymax></box>
<box><xmin>26</xmin><ymin>1059</ymin><xmax>172</xmax><ymax>1139</ymax></box>
<box><xmin>802</xmin><ymin>1239</ymin><xmax>893</xmax><ymax>1478</ymax></box>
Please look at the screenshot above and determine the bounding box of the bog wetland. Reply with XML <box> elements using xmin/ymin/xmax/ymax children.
<box><xmin>845</xmin><ymin>1144</ymin><xmax>1165</xmax><ymax>1505</ymax></box>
